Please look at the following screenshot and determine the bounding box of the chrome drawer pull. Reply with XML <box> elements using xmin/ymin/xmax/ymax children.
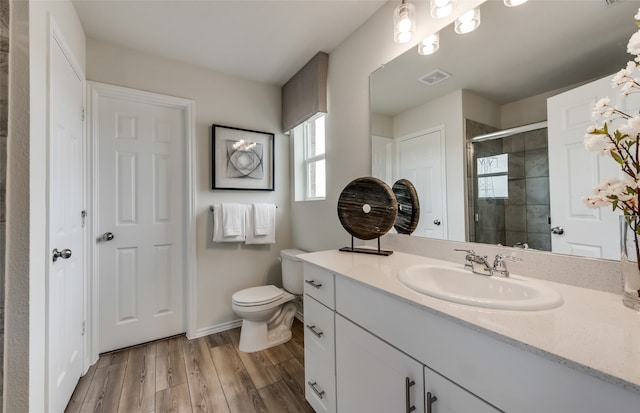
<box><xmin>305</xmin><ymin>279</ymin><xmax>323</xmax><ymax>289</ymax></box>
<box><xmin>306</xmin><ymin>324</ymin><xmax>324</xmax><ymax>338</ymax></box>
<box><xmin>308</xmin><ymin>381</ymin><xmax>325</xmax><ymax>399</ymax></box>
<box><xmin>405</xmin><ymin>377</ymin><xmax>416</xmax><ymax>413</ymax></box>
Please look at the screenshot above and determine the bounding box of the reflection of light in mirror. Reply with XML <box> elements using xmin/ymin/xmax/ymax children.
<box><xmin>504</xmin><ymin>0</ymin><xmax>528</xmax><ymax>7</ymax></box>
<box><xmin>454</xmin><ymin>8</ymin><xmax>481</xmax><ymax>34</ymax></box>
<box><xmin>430</xmin><ymin>0</ymin><xmax>455</xmax><ymax>18</ymax></box>
<box><xmin>418</xmin><ymin>33</ymin><xmax>440</xmax><ymax>56</ymax></box>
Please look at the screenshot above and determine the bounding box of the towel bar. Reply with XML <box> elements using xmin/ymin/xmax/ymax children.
<box><xmin>210</xmin><ymin>204</ymin><xmax>277</xmax><ymax>211</ymax></box>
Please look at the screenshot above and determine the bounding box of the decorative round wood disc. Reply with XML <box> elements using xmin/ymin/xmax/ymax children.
<box><xmin>337</xmin><ymin>177</ymin><xmax>398</xmax><ymax>240</ymax></box>
<box><xmin>392</xmin><ymin>179</ymin><xmax>420</xmax><ymax>235</ymax></box>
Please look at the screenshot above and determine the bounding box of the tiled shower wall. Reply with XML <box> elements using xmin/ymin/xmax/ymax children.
<box><xmin>0</xmin><ymin>0</ymin><xmax>8</xmax><ymax>408</ymax></box>
<box><xmin>466</xmin><ymin>119</ymin><xmax>551</xmax><ymax>251</ymax></box>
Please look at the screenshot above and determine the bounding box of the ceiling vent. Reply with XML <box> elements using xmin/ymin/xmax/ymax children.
<box><xmin>418</xmin><ymin>69</ymin><xmax>452</xmax><ymax>86</ymax></box>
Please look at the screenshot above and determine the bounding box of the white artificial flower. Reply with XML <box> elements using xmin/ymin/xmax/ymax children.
<box><xmin>582</xmin><ymin>195</ymin><xmax>611</xmax><ymax>208</ymax></box>
<box><xmin>628</xmin><ymin>30</ymin><xmax>640</xmax><ymax>56</ymax></box>
<box><xmin>619</xmin><ymin>114</ymin><xmax>640</xmax><ymax>137</ymax></box>
<box><xmin>592</xmin><ymin>96</ymin><xmax>617</xmax><ymax>120</ymax></box>
<box><xmin>584</xmin><ymin>132</ymin><xmax>616</xmax><ymax>154</ymax></box>
<box><xmin>612</xmin><ymin>61</ymin><xmax>638</xmax><ymax>87</ymax></box>
<box><xmin>635</xmin><ymin>8</ymin><xmax>640</xmax><ymax>20</ymax></box>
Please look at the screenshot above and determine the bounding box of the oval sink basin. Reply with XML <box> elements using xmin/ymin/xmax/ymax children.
<box><xmin>397</xmin><ymin>264</ymin><xmax>563</xmax><ymax>311</ymax></box>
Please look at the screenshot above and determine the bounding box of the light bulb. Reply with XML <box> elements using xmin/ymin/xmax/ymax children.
<box><xmin>431</xmin><ymin>0</ymin><xmax>455</xmax><ymax>19</ymax></box>
<box><xmin>454</xmin><ymin>8</ymin><xmax>480</xmax><ymax>34</ymax></box>
<box><xmin>418</xmin><ymin>33</ymin><xmax>440</xmax><ymax>55</ymax></box>
<box><xmin>504</xmin><ymin>0</ymin><xmax>528</xmax><ymax>6</ymax></box>
<box><xmin>394</xmin><ymin>1</ymin><xmax>416</xmax><ymax>44</ymax></box>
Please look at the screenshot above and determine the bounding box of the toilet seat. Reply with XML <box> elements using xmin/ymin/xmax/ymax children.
<box><xmin>232</xmin><ymin>285</ymin><xmax>284</xmax><ymax>307</ymax></box>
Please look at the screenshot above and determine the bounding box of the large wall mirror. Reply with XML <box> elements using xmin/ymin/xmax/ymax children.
<box><xmin>370</xmin><ymin>0</ymin><xmax>638</xmax><ymax>260</ymax></box>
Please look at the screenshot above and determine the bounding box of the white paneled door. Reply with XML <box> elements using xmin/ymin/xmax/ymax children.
<box><xmin>49</xmin><ymin>33</ymin><xmax>85</xmax><ymax>413</ymax></box>
<box><xmin>547</xmin><ymin>75</ymin><xmax>636</xmax><ymax>259</ymax></box>
<box><xmin>398</xmin><ymin>129</ymin><xmax>446</xmax><ymax>239</ymax></box>
<box><xmin>95</xmin><ymin>86</ymin><xmax>186</xmax><ymax>353</ymax></box>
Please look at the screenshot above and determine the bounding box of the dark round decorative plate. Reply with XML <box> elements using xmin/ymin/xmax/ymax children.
<box><xmin>337</xmin><ymin>177</ymin><xmax>398</xmax><ymax>240</ymax></box>
<box><xmin>392</xmin><ymin>179</ymin><xmax>420</xmax><ymax>235</ymax></box>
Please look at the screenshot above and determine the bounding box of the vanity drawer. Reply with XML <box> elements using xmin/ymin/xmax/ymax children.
<box><xmin>303</xmin><ymin>295</ymin><xmax>335</xmax><ymax>361</ymax></box>
<box><xmin>303</xmin><ymin>263</ymin><xmax>335</xmax><ymax>309</ymax></box>
<box><xmin>305</xmin><ymin>347</ymin><xmax>336</xmax><ymax>413</ymax></box>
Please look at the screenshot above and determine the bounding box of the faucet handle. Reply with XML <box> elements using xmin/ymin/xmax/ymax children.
<box><xmin>454</xmin><ymin>248</ymin><xmax>476</xmax><ymax>271</ymax></box>
<box><xmin>492</xmin><ymin>254</ymin><xmax>522</xmax><ymax>277</ymax></box>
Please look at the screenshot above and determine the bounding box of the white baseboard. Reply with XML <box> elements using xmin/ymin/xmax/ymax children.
<box><xmin>187</xmin><ymin>312</ymin><xmax>304</xmax><ymax>340</ymax></box>
<box><xmin>187</xmin><ymin>319</ymin><xmax>243</xmax><ymax>340</ymax></box>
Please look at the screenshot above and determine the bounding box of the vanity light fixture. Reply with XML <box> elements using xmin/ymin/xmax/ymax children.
<box><xmin>454</xmin><ymin>8</ymin><xmax>481</xmax><ymax>34</ymax></box>
<box><xmin>393</xmin><ymin>0</ymin><xmax>416</xmax><ymax>44</ymax></box>
<box><xmin>430</xmin><ymin>0</ymin><xmax>455</xmax><ymax>18</ymax></box>
<box><xmin>418</xmin><ymin>33</ymin><xmax>440</xmax><ymax>55</ymax></box>
<box><xmin>504</xmin><ymin>0</ymin><xmax>528</xmax><ymax>6</ymax></box>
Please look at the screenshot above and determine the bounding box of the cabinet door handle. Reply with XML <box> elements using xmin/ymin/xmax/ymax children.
<box><xmin>427</xmin><ymin>391</ymin><xmax>438</xmax><ymax>413</ymax></box>
<box><xmin>305</xmin><ymin>324</ymin><xmax>324</xmax><ymax>338</ymax></box>
<box><xmin>308</xmin><ymin>381</ymin><xmax>325</xmax><ymax>399</ymax></box>
<box><xmin>405</xmin><ymin>377</ymin><xmax>416</xmax><ymax>413</ymax></box>
<box><xmin>305</xmin><ymin>279</ymin><xmax>323</xmax><ymax>289</ymax></box>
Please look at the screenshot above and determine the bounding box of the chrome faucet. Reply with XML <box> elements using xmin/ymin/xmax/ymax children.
<box><xmin>491</xmin><ymin>254</ymin><xmax>522</xmax><ymax>277</ymax></box>
<box><xmin>454</xmin><ymin>249</ymin><xmax>492</xmax><ymax>276</ymax></box>
<box><xmin>455</xmin><ymin>249</ymin><xmax>522</xmax><ymax>277</ymax></box>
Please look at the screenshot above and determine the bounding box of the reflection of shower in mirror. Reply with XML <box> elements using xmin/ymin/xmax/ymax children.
<box><xmin>467</xmin><ymin>120</ymin><xmax>550</xmax><ymax>251</ymax></box>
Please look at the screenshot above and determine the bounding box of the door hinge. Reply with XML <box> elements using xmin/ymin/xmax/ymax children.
<box><xmin>81</xmin><ymin>107</ymin><xmax>85</xmax><ymax>122</ymax></box>
<box><xmin>82</xmin><ymin>321</ymin><xmax>86</xmax><ymax>336</ymax></box>
<box><xmin>81</xmin><ymin>210</ymin><xmax>87</xmax><ymax>228</ymax></box>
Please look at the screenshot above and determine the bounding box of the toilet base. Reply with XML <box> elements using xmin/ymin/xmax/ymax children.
<box><xmin>238</xmin><ymin>302</ymin><xmax>297</xmax><ymax>353</ymax></box>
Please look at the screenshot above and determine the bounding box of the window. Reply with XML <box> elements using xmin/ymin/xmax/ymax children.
<box><xmin>477</xmin><ymin>153</ymin><xmax>509</xmax><ymax>199</ymax></box>
<box><xmin>294</xmin><ymin>114</ymin><xmax>326</xmax><ymax>200</ymax></box>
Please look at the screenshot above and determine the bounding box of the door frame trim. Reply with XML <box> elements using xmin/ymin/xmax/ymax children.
<box><xmin>85</xmin><ymin>81</ymin><xmax>197</xmax><ymax>364</ymax></box>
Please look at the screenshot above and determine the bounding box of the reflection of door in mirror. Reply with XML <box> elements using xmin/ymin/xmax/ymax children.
<box><xmin>468</xmin><ymin>119</ymin><xmax>551</xmax><ymax>251</ymax></box>
<box><xmin>398</xmin><ymin>128</ymin><xmax>446</xmax><ymax>239</ymax></box>
<box><xmin>547</xmin><ymin>74</ymin><xmax>629</xmax><ymax>260</ymax></box>
<box><xmin>371</xmin><ymin>135</ymin><xmax>393</xmax><ymax>186</ymax></box>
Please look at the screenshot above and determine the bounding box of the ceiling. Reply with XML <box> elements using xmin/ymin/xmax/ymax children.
<box><xmin>371</xmin><ymin>0</ymin><xmax>640</xmax><ymax>116</ymax></box>
<box><xmin>73</xmin><ymin>0</ymin><xmax>388</xmax><ymax>86</ymax></box>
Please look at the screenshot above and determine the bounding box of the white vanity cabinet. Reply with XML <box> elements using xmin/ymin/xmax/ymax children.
<box><xmin>335</xmin><ymin>315</ymin><xmax>424</xmax><ymax>413</ymax></box>
<box><xmin>423</xmin><ymin>367</ymin><xmax>501</xmax><ymax>413</ymax></box>
<box><xmin>303</xmin><ymin>263</ymin><xmax>336</xmax><ymax>413</ymax></box>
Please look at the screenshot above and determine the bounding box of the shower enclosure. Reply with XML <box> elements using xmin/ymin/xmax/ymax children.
<box><xmin>466</xmin><ymin>119</ymin><xmax>551</xmax><ymax>251</ymax></box>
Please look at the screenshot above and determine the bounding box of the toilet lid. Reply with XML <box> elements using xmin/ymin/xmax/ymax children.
<box><xmin>232</xmin><ymin>285</ymin><xmax>284</xmax><ymax>306</ymax></box>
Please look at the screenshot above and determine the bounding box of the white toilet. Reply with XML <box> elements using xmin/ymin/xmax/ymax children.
<box><xmin>232</xmin><ymin>249</ymin><xmax>305</xmax><ymax>352</ymax></box>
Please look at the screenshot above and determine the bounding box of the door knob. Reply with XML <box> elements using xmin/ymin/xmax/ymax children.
<box><xmin>52</xmin><ymin>248</ymin><xmax>72</xmax><ymax>262</ymax></box>
<box><xmin>433</xmin><ymin>219</ymin><xmax>441</xmax><ymax>226</ymax></box>
<box><xmin>101</xmin><ymin>232</ymin><xmax>115</xmax><ymax>242</ymax></box>
<box><xmin>551</xmin><ymin>226</ymin><xmax>564</xmax><ymax>235</ymax></box>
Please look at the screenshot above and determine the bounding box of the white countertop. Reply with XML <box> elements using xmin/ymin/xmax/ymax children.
<box><xmin>299</xmin><ymin>249</ymin><xmax>640</xmax><ymax>394</ymax></box>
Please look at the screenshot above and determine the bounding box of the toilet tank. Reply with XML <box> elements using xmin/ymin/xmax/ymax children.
<box><xmin>280</xmin><ymin>249</ymin><xmax>306</xmax><ymax>294</ymax></box>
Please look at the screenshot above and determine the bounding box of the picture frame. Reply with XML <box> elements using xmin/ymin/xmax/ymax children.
<box><xmin>211</xmin><ymin>124</ymin><xmax>275</xmax><ymax>191</ymax></box>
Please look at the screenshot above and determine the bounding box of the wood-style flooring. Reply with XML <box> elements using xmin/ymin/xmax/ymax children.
<box><xmin>65</xmin><ymin>320</ymin><xmax>314</xmax><ymax>413</ymax></box>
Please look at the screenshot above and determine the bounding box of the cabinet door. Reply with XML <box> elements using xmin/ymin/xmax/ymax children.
<box><xmin>424</xmin><ymin>366</ymin><xmax>502</xmax><ymax>413</ymax></box>
<box><xmin>335</xmin><ymin>315</ymin><xmax>424</xmax><ymax>413</ymax></box>
<box><xmin>304</xmin><ymin>295</ymin><xmax>336</xmax><ymax>413</ymax></box>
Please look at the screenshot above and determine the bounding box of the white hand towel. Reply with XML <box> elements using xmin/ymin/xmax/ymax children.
<box><xmin>253</xmin><ymin>203</ymin><xmax>276</xmax><ymax>236</ymax></box>
<box><xmin>245</xmin><ymin>203</ymin><xmax>276</xmax><ymax>244</ymax></box>
<box><xmin>212</xmin><ymin>204</ymin><xmax>245</xmax><ymax>242</ymax></box>
<box><xmin>222</xmin><ymin>203</ymin><xmax>244</xmax><ymax>237</ymax></box>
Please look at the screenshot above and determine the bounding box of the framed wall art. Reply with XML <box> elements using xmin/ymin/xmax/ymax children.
<box><xmin>211</xmin><ymin>124</ymin><xmax>275</xmax><ymax>191</ymax></box>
